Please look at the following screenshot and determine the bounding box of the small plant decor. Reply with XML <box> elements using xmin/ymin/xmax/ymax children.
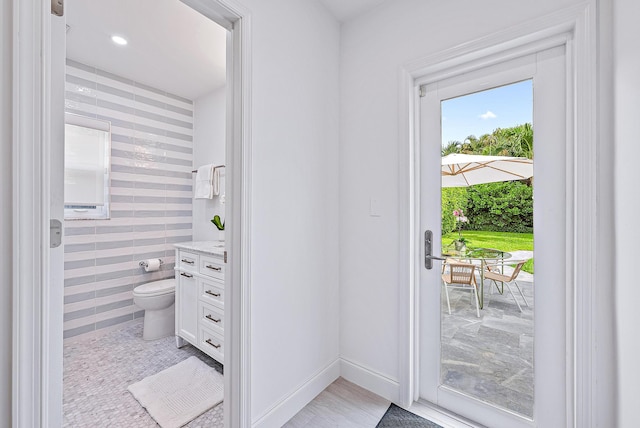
<box><xmin>211</xmin><ymin>215</ymin><xmax>225</xmax><ymax>231</ymax></box>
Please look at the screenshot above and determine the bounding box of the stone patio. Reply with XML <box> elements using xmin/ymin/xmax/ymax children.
<box><xmin>441</xmin><ymin>272</ymin><xmax>534</xmax><ymax>418</ymax></box>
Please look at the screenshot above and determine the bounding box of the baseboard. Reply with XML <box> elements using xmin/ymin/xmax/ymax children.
<box><xmin>251</xmin><ymin>358</ymin><xmax>340</xmax><ymax>428</ymax></box>
<box><xmin>340</xmin><ymin>357</ymin><xmax>400</xmax><ymax>403</ymax></box>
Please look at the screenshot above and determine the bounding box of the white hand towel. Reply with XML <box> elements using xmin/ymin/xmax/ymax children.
<box><xmin>212</xmin><ymin>167</ymin><xmax>221</xmax><ymax>197</ymax></box>
<box><xmin>194</xmin><ymin>164</ymin><xmax>214</xmax><ymax>199</ymax></box>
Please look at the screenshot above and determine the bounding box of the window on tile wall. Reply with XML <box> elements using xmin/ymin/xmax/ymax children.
<box><xmin>64</xmin><ymin>113</ymin><xmax>111</xmax><ymax>220</ymax></box>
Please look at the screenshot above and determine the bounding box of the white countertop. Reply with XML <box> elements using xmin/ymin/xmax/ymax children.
<box><xmin>174</xmin><ymin>241</ymin><xmax>225</xmax><ymax>257</ymax></box>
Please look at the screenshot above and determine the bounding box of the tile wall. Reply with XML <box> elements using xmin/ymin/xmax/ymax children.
<box><xmin>63</xmin><ymin>59</ymin><xmax>194</xmax><ymax>339</ymax></box>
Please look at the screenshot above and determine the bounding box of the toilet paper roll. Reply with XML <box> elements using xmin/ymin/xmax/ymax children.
<box><xmin>144</xmin><ymin>258</ymin><xmax>161</xmax><ymax>272</ymax></box>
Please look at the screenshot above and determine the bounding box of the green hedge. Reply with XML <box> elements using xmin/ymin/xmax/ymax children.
<box><xmin>465</xmin><ymin>181</ymin><xmax>533</xmax><ymax>233</ymax></box>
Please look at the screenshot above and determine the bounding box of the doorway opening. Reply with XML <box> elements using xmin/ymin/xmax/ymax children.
<box><xmin>13</xmin><ymin>0</ymin><xmax>250</xmax><ymax>426</ymax></box>
<box><xmin>58</xmin><ymin>1</ymin><xmax>235</xmax><ymax>426</ymax></box>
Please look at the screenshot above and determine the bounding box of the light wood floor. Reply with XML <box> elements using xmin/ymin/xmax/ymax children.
<box><xmin>283</xmin><ymin>377</ymin><xmax>481</xmax><ymax>428</ymax></box>
<box><xmin>283</xmin><ymin>377</ymin><xmax>390</xmax><ymax>427</ymax></box>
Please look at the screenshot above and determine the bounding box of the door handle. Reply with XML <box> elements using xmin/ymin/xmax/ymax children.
<box><xmin>424</xmin><ymin>230</ymin><xmax>445</xmax><ymax>270</ymax></box>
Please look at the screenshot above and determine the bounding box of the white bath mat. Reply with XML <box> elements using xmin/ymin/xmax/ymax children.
<box><xmin>128</xmin><ymin>356</ymin><xmax>223</xmax><ymax>428</ymax></box>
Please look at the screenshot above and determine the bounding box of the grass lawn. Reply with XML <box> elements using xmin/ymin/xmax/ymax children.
<box><xmin>442</xmin><ymin>230</ymin><xmax>534</xmax><ymax>273</ymax></box>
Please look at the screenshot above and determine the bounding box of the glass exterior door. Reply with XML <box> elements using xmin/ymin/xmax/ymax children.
<box><xmin>419</xmin><ymin>47</ymin><xmax>567</xmax><ymax>428</ymax></box>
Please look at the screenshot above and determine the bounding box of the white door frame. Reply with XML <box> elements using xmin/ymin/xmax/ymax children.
<box><xmin>419</xmin><ymin>47</ymin><xmax>568</xmax><ymax>428</ymax></box>
<box><xmin>396</xmin><ymin>3</ymin><xmax>597</xmax><ymax>427</ymax></box>
<box><xmin>11</xmin><ymin>0</ymin><xmax>253</xmax><ymax>427</ymax></box>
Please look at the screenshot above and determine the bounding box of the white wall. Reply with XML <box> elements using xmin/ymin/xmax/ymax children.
<box><xmin>4</xmin><ymin>0</ymin><xmax>630</xmax><ymax>425</ymax></box>
<box><xmin>193</xmin><ymin>86</ymin><xmax>226</xmax><ymax>242</ymax></box>
<box><xmin>0</xmin><ymin>0</ymin><xmax>12</xmax><ymax>424</ymax></box>
<box><xmin>234</xmin><ymin>0</ymin><xmax>341</xmax><ymax>425</ymax></box>
<box><xmin>62</xmin><ymin>61</ymin><xmax>195</xmax><ymax>339</ymax></box>
<box><xmin>2</xmin><ymin>0</ymin><xmax>340</xmax><ymax>425</ymax></box>
<box><xmin>338</xmin><ymin>0</ymin><xmax>614</xmax><ymax>419</ymax></box>
<box><xmin>614</xmin><ymin>0</ymin><xmax>640</xmax><ymax>425</ymax></box>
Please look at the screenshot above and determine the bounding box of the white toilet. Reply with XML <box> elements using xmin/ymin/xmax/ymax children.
<box><xmin>133</xmin><ymin>278</ymin><xmax>176</xmax><ymax>340</ymax></box>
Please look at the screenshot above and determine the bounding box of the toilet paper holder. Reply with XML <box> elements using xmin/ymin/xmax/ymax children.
<box><xmin>139</xmin><ymin>259</ymin><xmax>164</xmax><ymax>268</ymax></box>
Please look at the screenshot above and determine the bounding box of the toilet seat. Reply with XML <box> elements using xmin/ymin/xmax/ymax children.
<box><xmin>133</xmin><ymin>278</ymin><xmax>175</xmax><ymax>297</ymax></box>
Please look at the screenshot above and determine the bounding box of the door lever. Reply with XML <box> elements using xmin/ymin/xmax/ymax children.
<box><xmin>424</xmin><ymin>230</ymin><xmax>445</xmax><ymax>269</ymax></box>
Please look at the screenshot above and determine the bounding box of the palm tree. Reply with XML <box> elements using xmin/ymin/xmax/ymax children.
<box><xmin>503</xmin><ymin>123</ymin><xmax>533</xmax><ymax>159</ymax></box>
<box><xmin>479</xmin><ymin>133</ymin><xmax>500</xmax><ymax>156</ymax></box>
<box><xmin>459</xmin><ymin>135</ymin><xmax>479</xmax><ymax>154</ymax></box>
<box><xmin>442</xmin><ymin>123</ymin><xmax>534</xmax><ymax>159</ymax></box>
<box><xmin>442</xmin><ymin>141</ymin><xmax>461</xmax><ymax>156</ymax></box>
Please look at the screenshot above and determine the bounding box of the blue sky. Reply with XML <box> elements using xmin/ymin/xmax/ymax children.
<box><xmin>441</xmin><ymin>80</ymin><xmax>533</xmax><ymax>146</ymax></box>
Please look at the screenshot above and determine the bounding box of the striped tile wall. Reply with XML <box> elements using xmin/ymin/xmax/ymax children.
<box><xmin>63</xmin><ymin>59</ymin><xmax>194</xmax><ymax>339</ymax></box>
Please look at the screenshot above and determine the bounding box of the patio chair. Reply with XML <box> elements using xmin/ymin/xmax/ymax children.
<box><xmin>442</xmin><ymin>260</ymin><xmax>480</xmax><ymax>318</ymax></box>
<box><xmin>484</xmin><ymin>260</ymin><xmax>530</xmax><ymax>312</ymax></box>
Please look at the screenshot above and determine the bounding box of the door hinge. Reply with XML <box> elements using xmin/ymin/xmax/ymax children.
<box><xmin>224</xmin><ymin>251</ymin><xmax>227</xmax><ymax>264</ymax></box>
<box><xmin>51</xmin><ymin>0</ymin><xmax>63</xmax><ymax>16</ymax></box>
<box><xmin>419</xmin><ymin>85</ymin><xmax>427</xmax><ymax>98</ymax></box>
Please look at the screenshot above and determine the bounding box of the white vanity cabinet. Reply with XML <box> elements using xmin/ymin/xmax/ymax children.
<box><xmin>174</xmin><ymin>242</ymin><xmax>225</xmax><ymax>364</ymax></box>
<box><xmin>176</xmin><ymin>266</ymin><xmax>198</xmax><ymax>344</ymax></box>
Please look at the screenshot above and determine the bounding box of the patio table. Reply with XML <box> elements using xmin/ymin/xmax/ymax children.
<box><xmin>442</xmin><ymin>247</ymin><xmax>512</xmax><ymax>309</ymax></box>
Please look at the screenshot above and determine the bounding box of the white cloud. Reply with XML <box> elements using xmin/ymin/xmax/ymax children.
<box><xmin>479</xmin><ymin>110</ymin><xmax>497</xmax><ymax>120</ymax></box>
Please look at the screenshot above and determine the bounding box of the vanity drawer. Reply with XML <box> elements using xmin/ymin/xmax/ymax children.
<box><xmin>178</xmin><ymin>251</ymin><xmax>199</xmax><ymax>270</ymax></box>
<box><xmin>200</xmin><ymin>327</ymin><xmax>224</xmax><ymax>363</ymax></box>
<box><xmin>200</xmin><ymin>278</ymin><xmax>224</xmax><ymax>308</ymax></box>
<box><xmin>199</xmin><ymin>255</ymin><xmax>225</xmax><ymax>280</ymax></box>
<box><xmin>199</xmin><ymin>301</ymin><xmax>224</xmax><ymax>334</ymax></box>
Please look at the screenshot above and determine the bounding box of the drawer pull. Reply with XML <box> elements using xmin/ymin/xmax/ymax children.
<box><xmin>206</xmin><ymin>265</ymin><xmax>222</xmax><ymax>272</ymax></box>
<box><xmin>205</xmin><ymin>290</ymin><xmax>221</xmax><ymax>297</ymax></box>
<box><xmin>180</xmin><ymin>272</ymin><xmax>193</xmax><ymax>278</ymax></box>
<box><xmin>205</xmin><ymin>339</ymin><xmax>221</xmax><ymax>349</ymax></box>
<box><xmin>205</xmin><ymin>314</ymin><xmax>221</xmax><ymax>323</ymax></box>
<box><xmin>181</xmin><ymin>259</ymin><xmax>195</xmax><ymax>265</ymax></box>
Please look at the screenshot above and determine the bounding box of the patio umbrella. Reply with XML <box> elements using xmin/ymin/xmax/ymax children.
<box><xmin>441</xmin><ymin>153</ymin><xmax>533</xmax><ymax>187</ymax></box>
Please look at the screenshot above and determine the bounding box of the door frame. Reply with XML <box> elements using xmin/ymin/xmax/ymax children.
<box><xmin>11</xmin><ymin>0</ymin><xmax>253</xmax><ymax>427</ymax></box>
<box><xmin>418</xmin><ymin>48</ymin><xmax>567</xmax><ymax>428</ymax></box>
<box><xmin>397</xmin><ymin>3</ymin><xmax>597</xmax><ymax>427</ymax></box>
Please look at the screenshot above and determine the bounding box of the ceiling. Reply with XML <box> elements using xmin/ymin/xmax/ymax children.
<box><xmin>66</xmin><ymin>0</ymin><xmax>227</xmax><ymax>100</ymax></box>
<box><xmin>318</xmin><ymin>0</ymin><xmax>386</xmax><ymax>22</ymax></box>
<box><xmin>65</xmin><ymin>0</ymin><xmax>386</xmax><ymax>100</ymax></box>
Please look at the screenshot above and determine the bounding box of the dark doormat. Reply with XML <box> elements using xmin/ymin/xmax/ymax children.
<box><xmin>376</xmin><ymin>403</ymin><xmax>444</xmax><ymax>427</ymax></box>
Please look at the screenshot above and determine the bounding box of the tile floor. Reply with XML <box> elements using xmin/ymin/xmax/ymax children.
<box><xmin>63</xmin><ymin>320</ymin><xmax>223</xmax><ymax>427</ymax></box>
<box><xmin>441</xmin><ymin>276</ymin><xmax>534</xmax><ymax>417</ymax></box>
<box><xmin>63</xmin><ymin>277</ymin><xmax>533</xmax><ymax>426</ymax></box>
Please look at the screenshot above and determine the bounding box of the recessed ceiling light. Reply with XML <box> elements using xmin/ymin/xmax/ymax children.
<box><xmin>111</xmin><ymin>35</ymin><xmax>128</xmax><ymax>46</ymax></box>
